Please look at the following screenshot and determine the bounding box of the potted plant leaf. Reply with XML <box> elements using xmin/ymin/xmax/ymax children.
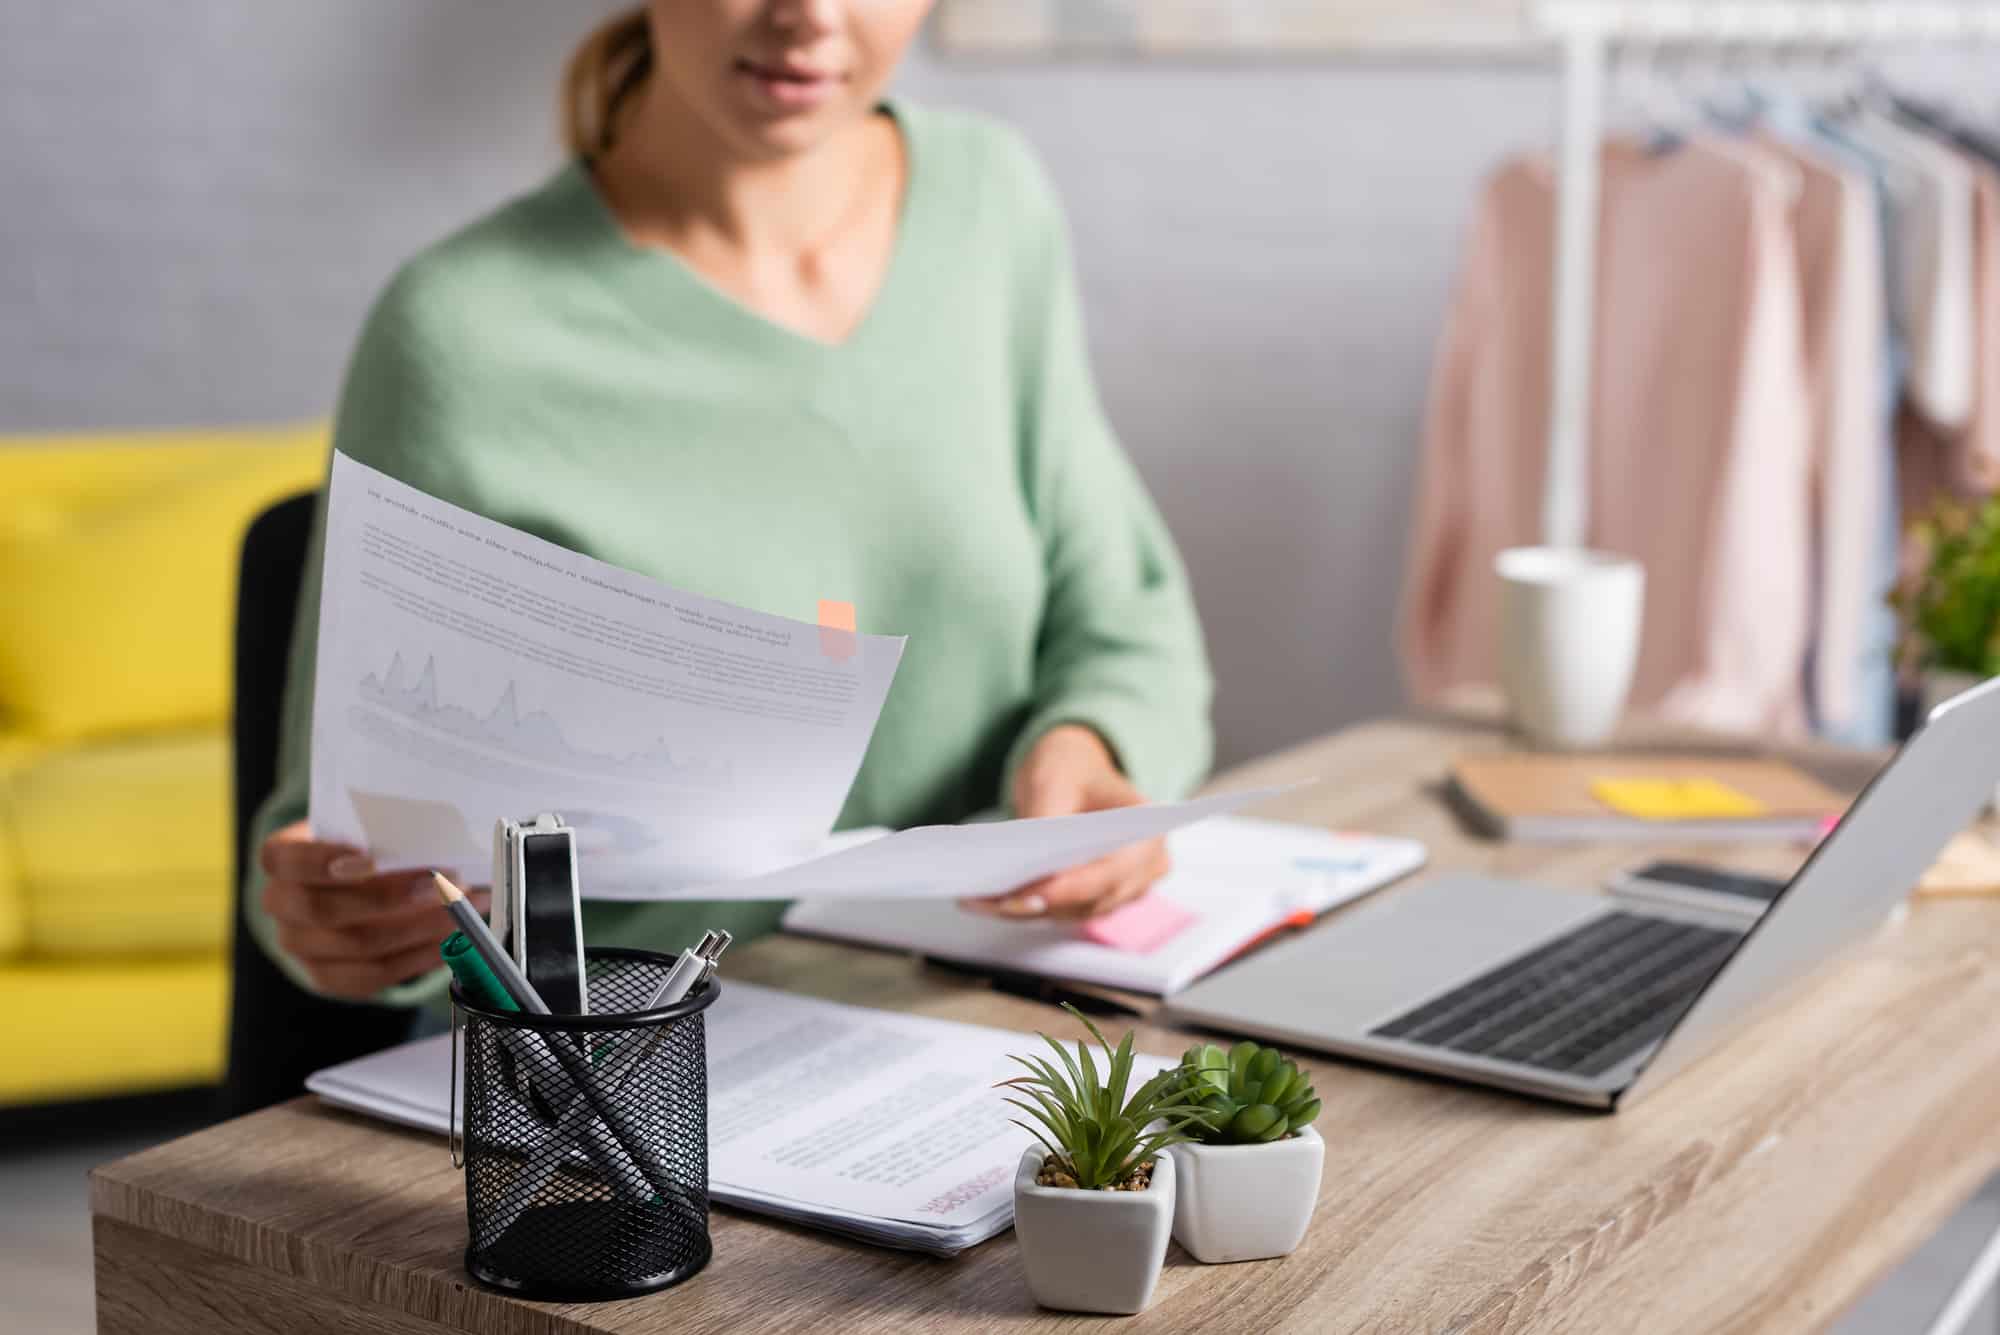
<box><xmin>999</xmin><ymin>1005</ymin><xmax>1207</xmax><ymax>1315</ymax></box>
<box><xmin>1162</xmin><ymin>1040</ymin><xmax>1324</xmax><ymax>1264</ymax></box>
<box><xmin>1892</xmin><ymin>495</ymin><xmax>2000</xmax><ymax>806</ymax></box>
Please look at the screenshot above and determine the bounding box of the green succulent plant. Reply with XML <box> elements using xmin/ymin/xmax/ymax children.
<box><xmin>1173</xmin><ymin>1041</ymin><xmax>1322</xmax><ymax>1145</ymax></box>
<box><xmin>998</xmin><ymin>1004</ymin><xmax>1209</xmax><ymax>1191</ymax></box>
<box><xmin>1891</xmin><ymin>496</ymin><xmax>2000</xmax><ymax>676</ymax></box>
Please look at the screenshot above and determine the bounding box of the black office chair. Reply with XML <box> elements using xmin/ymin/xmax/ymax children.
<box><xmin>219</xmin><ymin>492</ymin><xmax>411</xmax><ymax>1121</ymax></box>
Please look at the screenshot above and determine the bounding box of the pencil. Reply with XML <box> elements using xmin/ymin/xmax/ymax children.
<box><xmin>432</xmin><ymin>871</ymin><xmax>549</xmax><ymax>1015</ymax></box>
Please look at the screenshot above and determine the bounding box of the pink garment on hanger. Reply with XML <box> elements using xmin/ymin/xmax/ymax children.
<box><xmin>1400</xmin><ymin>139</ymin><xmax>1814</xmax><ymax>735</ymax></box>
<box><xmin>1899</xmin><ymin>151</ymin><xmax>2000</xmax><ymax>519</ymax></box>
<box><xmin>1974</xmin><ymin>165</ymin><xmax>2000</xmax><ymax>492</ymax></box>
<box><xmin>1755</xmin><ymin>133</ymin><xmax>1886</xmax><ymax>738</ymax></box>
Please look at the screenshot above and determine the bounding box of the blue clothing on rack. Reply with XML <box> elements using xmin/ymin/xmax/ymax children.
<box><xmin>1801</xmin><ymin>111</ymin><xmax>1905</xmax><ymax>746</ymax></box>
<box><xmin>1709</xmin><ymin>92</ymin><xmax>1902</xmax><ymax>744</ymax></box>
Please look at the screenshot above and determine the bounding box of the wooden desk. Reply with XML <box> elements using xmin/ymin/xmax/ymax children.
<box><xmin>92</xmin><ymin>717</ymin><xmax>2000</xmax><ymax>1334</ymax></box>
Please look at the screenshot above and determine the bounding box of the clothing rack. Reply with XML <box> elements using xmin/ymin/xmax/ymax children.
<box><xmin>1531</xmin><ymin>1</ymin><xmax>2000</xmax><ymax>551</ymax></box>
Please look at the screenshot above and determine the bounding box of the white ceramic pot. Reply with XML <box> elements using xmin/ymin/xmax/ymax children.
<box><xmin>1012</xmin><ymin>1146</ymin><xmax>1174</xmax><ymax>1315</ymax></box>
<box><xmin>1495</xmin><ymin>546</ymin><xmax>1646</xmax><ymax>749</ymax></box>
<box><xmin>1164</xmin><ymin>1126</ymin><xmax>1323</xmax><ymax>1264</ymax></box>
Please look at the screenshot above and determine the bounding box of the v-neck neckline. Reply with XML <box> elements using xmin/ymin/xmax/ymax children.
<box><xmin>564</xmin><ymin>100</ymin><xmax>922</xmax><ymax>362</ymax></box>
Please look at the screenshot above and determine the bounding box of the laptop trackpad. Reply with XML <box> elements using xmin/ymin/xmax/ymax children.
<box><xmin>1178</xmin><ymin>875</ymin><xmax>1609</xmax><ymax>1035</ymax></box>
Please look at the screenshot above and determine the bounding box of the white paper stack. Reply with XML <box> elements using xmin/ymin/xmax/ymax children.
<box><xmin>307</xmin><ymin>982</ymin><xmax>1170</xmax><ymax>1255</ymax></box>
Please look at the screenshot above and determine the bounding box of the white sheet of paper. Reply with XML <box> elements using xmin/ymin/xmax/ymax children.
<box><xmin>308</xmin><ymin>452</ymin><xmax>905</xmax><ymax>895</ymax></box>
<box><xmin>656</xmin><ymin>784</ymin><xmax>1299</xmax><ymax>902</ymax></box>
<box><xmin>782</xmin><ymin>816</ymin><xmax>1428</xmax><ymax>994</ymax></box>
<box><xmin>305</xmin><ymin>981</ymin><xmax>1172</xmax><ymax>1253</ymax></box>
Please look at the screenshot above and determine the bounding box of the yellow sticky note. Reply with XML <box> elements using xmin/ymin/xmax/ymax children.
<box><xmin>1590</xmin><ymin>777</ymin><xmax>1769</xmax><ymax>821</ymax></box>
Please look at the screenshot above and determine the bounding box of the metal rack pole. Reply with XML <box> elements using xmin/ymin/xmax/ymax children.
<box><xmin>1542</xmin><ymin>14</ymin><xmax>1607</xmax><ymax>551</ymax></box>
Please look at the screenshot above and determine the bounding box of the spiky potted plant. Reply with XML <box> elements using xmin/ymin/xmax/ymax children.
<box><xmin>999</xmin><ymin>1005</ymin><xmax>1206</xmax><ymax>1314</ymax></box>
<box><xmin>1162</xmin><ymin>1040</ymin><xmax>1325</xmax><ymax>1264</ymax></box>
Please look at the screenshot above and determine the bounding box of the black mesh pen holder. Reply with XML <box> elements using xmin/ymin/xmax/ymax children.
<box><xmin>450</xmin><ymin>946</ymin><xmax>716</xmax><ymax>1302</ymax></box>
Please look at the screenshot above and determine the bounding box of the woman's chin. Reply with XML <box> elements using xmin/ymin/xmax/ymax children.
<box><xmin>736</xmin><ymin>121</ymin><xmax>841</xmax><ymax>160</ymax></box>
<box><xmin>715</xmin><ymin>86</ymin><xmax>871</xmax><ymax>159</ymax></box>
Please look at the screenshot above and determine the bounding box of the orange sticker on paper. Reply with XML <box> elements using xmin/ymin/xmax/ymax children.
<box><xmin>818</xmin><ymin>599</ymin><xmax>856</xmax><ymax>661</ymax></box>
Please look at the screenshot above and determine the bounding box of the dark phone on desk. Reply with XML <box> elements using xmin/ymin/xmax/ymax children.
<box><xmin>1610</xmin><ymin>860</ymin><xmax>1788</xmax><ymax>921</ymax></box>
<box><xmin>520</xmin><ymin>830</ymin><xmax>588</xmax><ymax>1014</ymax></box>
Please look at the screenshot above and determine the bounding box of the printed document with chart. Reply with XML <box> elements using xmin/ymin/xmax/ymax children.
<box><xmin>309</xmin><ymin>451</ymin><xmax>906</xmax><ymax>896</ymax></box>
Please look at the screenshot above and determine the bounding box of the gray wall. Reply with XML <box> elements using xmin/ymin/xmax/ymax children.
<box><xmin>0</xmin><ymin>2</ymin><xmax>1558</xmax><ymax>764</ymax></box>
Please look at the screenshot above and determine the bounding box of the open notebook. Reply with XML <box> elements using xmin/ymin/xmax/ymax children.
<box><xmin>782</xmin><ymin>817</ymin><xmax>1428</xmax><ymax>995</ymax></box>
<box><xmin>308</xmin><ymin>981</ymin><xmax>1171</xmax><ymax>1255</ymax></box>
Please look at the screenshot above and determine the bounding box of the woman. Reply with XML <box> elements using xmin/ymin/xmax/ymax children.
<box><xmin>249</xmin><ymin>0</ymin><xmax>1212</xmax><ymax>1004</ymax></box>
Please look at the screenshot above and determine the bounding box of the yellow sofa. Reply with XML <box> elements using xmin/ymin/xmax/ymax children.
<box><xmin>0</xmin><ymin>425</ymin><xmax>327</xmax><ymax>1105</ymax></box>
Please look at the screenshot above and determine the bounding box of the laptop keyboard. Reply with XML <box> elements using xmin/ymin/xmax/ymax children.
<box><xmin>1367</xmin><ymin>912</ymin><xmax>1741</xmax><ymax>1077</ymax></box>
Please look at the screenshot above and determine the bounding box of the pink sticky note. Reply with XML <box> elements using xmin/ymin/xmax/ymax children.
<box><xmin>1082</xmin><ymin>895</ymin><xmax>1199</xmax><ymax>954</ymax></box>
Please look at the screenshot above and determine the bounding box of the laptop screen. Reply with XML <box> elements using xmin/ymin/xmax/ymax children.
<box><xmin>1623</xmin><ymin>679</ymin><xmax>2000</xmax><ymax>1104</ymax></box>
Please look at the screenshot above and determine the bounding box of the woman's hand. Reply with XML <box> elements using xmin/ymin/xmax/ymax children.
<box><xmin>258</xmin><ymin>821</ymin><xmax>487</xmax><ymax>1001</ymax></box>
<box><xmin>961</xmin><ymin>724</ymin><xmax>1170</xmax><ymax>921</ymax></box>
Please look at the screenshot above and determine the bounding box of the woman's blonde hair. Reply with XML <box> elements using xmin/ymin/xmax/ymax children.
<box><xmin>561</xmin><ymin>7</ymin><xmax>654</xmax><ymax>161</ymax></box>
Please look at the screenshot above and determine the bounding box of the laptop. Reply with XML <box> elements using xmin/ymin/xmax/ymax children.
<box><xmin>1166</xmin><ymin>678</ymin><xmax>2000</xmax><ymax>1110</ymax></box>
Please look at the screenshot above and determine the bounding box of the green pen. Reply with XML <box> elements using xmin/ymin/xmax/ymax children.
<box><xmin>442</xmin><ymin>931</ymin><xmax>518</xmax><ymax>1013</ymax></box>
<box><xmin>434</xmin><ymin>873</ymin><xmax>546</xmax><ymax>1012</ymax></box>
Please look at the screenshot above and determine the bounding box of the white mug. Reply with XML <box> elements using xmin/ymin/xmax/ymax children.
<box><xmin>1495</xmin><ymin>547</ymin><xmax>1645</xmax><ymax>749</ymax></box>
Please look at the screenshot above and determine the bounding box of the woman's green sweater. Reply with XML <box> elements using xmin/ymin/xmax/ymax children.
<box><xmin>246</xmin><ymin>102</ymin><xmax>1213</xmax><ymax>1005</ymax></box>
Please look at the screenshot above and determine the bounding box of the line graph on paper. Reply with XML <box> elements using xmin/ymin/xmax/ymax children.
<box><xmin>355</xmin><ymin>652</ymin><xmax>735</xmax><ymax>788</ymax></box>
